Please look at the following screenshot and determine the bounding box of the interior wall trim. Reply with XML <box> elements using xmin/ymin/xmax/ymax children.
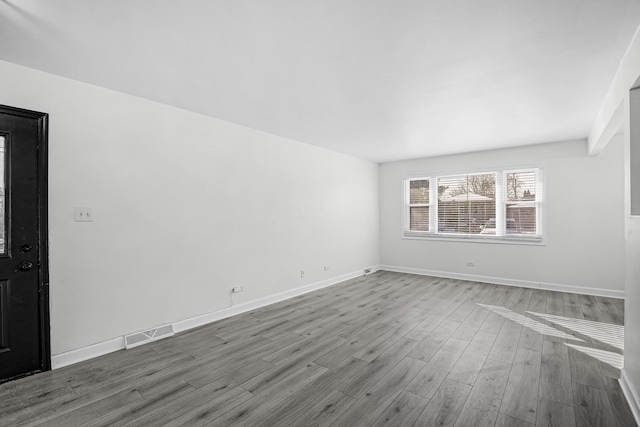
<box><xmin>51</xmin><ymin>268</ymin><xmax>376</xmax><ymax>370</ymax></box>
<box><xmin>620</xmin><ymin>368</ymin><xmax>640</xmax><ymax>426</ymax></box>
<box><xmin>379</xmin><ymin>265</ymin><xmax>625</xmax><ymax>299</ymax></box>
<box><xmin>171</xmin><ymin>269</ymin><xmax>372</xmax><ymax>334</ymax></box>
<box><xmin>51</xmin><ymin>337</ymin><xmax>124</xmax><ymax>370</ymax></box>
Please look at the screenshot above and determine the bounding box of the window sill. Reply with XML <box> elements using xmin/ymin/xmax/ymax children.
<box><xmin>402</xmin><ymin>232</ymin><xmax>545</xmax><ymax>246</ymax></box>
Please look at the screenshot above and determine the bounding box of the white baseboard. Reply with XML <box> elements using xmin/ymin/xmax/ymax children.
<box><xmin>173</xmin><ymin>269</ymin><xmax>365</xmax><ymax>333</ymax></box>
<box><xmin>379</xmin><ymin>265</ymin><xmax>625</xmax><ymax>299</ymax></box>
<box><xmin>620</xmin><ymin>369</ymin><xmax>640</xmax><ymax>426</ymax></box>
<box><xmin>51</xmin><ymin>269</ymin><xmax>366</xmax><ymax>370</ymax></box>
<box><xmin>51</xmin><ymin>336</ymin><xmax>124</xmax><ymax>370</ymax></box>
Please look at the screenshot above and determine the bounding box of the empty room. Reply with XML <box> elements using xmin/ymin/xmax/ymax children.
<box><xmin>1</xmin><ymin>1</ymin><xmax>640</xmax><ymax>426</ymax></box>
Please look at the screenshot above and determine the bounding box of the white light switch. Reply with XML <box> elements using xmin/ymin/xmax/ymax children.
<box><xmin>74</xmin><ymin>207</ymin><xmax>93</xmax><ymax>222</ymax></box>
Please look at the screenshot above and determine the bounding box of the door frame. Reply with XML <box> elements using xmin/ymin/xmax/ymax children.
<box><xmin>1</xmin><ymin>104</ymin><xmax>50</xmax><ymax>375</ymax></box>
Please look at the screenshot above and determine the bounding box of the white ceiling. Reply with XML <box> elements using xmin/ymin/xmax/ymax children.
<box><xmin>1</xmin><ymin>1</ymin><xmax>640</xmax><ymax>163</ymax></box>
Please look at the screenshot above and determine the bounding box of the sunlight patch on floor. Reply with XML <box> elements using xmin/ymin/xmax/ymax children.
<box><xmin>477</xmin><ymin>304</ymin><xmax>625</xmax><ymax>369</ymax></box>
<box><xmin>526</xmin><ymin>311</ymin><xmax>624</xmax><ymax>351</ymax></box>
<box><xmin>477</xmin><ymin>303</ymin><xmax>583</xmax><ymax>342</ymax></box>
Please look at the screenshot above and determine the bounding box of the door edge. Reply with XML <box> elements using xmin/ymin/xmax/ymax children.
<box><xmin>0</xmin><ymin>104</ymin><xmax>50</xmax><ymax>373</ymax></box>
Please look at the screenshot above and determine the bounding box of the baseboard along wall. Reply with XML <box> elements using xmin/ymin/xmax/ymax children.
<box><xmin>379</xmin><ymin>265</ymin><xmax>625</xmax><ymax>299</ymax></box>
<box><xmin>51</xmin><ymin>268</ymin><xmax>375</xmax><ymax>370</ymax></box>
<box><xmin>52</xmin><ymin>264</ymin><xmax>623</xmax><ymax>370</ymax></box>
<box><xmin>620</xmin><ymin>369</ymin><xmax>640</xmax><ymax>426</ymax></box>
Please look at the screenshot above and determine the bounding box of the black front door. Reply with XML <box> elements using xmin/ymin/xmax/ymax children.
<box><xmin>0</xmin><ymin>105</ymin><xmax>49</xmax><ymax>382</ymax></box>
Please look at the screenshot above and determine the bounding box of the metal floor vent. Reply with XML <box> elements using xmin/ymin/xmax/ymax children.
<box><xmin>124</xmin><ymin>324</ymin><xmax>175</xmax><ymax>349</ymax></box>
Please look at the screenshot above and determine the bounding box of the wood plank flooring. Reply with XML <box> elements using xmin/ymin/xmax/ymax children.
<box><xmin>0</xmin><ymin>271</ymin><xmax>636</xmax><ymax>426</ymax></box>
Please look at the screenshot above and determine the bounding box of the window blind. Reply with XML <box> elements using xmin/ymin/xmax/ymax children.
<box><xmin>437</xmin><ymin>173</ymin><xmax>495</xmax><ymax>234</ymax></box>
<box><xmin>505</xmin><ymin>170</ymin><xmax>538</xmax><ymax>235</ymax></box>
<box><xmin>408</xmin><ymin>179</ymin><xmax>429</xmax><ymax>231</ymax></box>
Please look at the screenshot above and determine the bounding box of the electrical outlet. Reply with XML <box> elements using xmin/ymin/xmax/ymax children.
<box><xmin>232</xmin><ymin>286</ymin><xmax>243</xmax><ymax>293</ymax></box>
<box><xmin>300</xmin><ymin>270</ymin><xmax>305</xmax><ymax>278</ymax></box>
<box><xmin>323</xmin><ymin>266</ymin><xmax>329</xmax><ymax>271</ymax></box>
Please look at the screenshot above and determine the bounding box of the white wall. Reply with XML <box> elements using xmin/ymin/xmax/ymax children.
<box><xmin>380</xmin><ymin>139</ymin><xmax>626</xmax><ymax>296</ymax></box>
<box><xmin>624</xmin><ymin>215</ymin><xmax>640</xmax><ymax>418</ymax></box>
<box><xmin>624</xmin><ymin>63</ymin><xmax>640</xmax><ymax>423</ymax></box>
<box><xmin>589</xmin><ymin>24</ymin><xmax>640</xmax><ymax>422</ymax></box>
<box><xmin>0</xmin><ymin>60</ymin><xmax>380</xmax><ymax>358</ymax></box>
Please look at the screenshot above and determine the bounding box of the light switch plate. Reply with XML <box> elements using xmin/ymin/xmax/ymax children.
<box><xmin>74</xmin><ymin>207</ymin><xmax>93</xmax><ymax>222</ymax></box>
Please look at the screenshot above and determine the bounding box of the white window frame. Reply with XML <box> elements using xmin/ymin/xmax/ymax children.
<box><xmin>403</xmin><ymin>167</ymin><xmax>544</xmax><ymax>245</ymax></box>
<box><xmin>502</xmin><ymin>168</ymin><xmax>543</xmax><ymax>239</ymax></box>
<box><xmin>405</xmin><ymin>177</ymin><xmax>431</xmax><ymax>232</ymax></box>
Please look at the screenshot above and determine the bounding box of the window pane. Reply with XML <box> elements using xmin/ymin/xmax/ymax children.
<box><xmin>506</xmin><ymin>170</ymin><xmax>537</xmax><ymax>235</ymax></box>
<box><xmin>506</xmin><ymin>171</ymin><xmax>536</xmax><ymax>201</ymax></box>
<box><xmin>507</xmin><ymin>204</ymin><xmax>536</xmax><ymax>234</ymax></box>
<box><xmin>409</xmin><ymin>206</ymin><xmax>429</xmax><ymax>231</ymax></box>
<box><xmin>438</xmin><ymin>173</ymin><xmax>495</xmax><ymax>234</ymax></box>
<box><xmin>409</xmin><ymin>179</ymin><xmax>429</xmax><ymax>204</ymax></box>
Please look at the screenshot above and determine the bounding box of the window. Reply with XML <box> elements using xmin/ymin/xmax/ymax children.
<box><xmin>407</xmin><ymin>179</ymin><xmax>430</xmax><ymax>231</ymax></box>
<box><xmin>404</xmin><ymin>168</ymin><xmax>542</xmax><ymax>242</ymax></box>
<box><xmin>437</xmin><ymin>173</ymin><xmax>495</xmax><ymax>234</ymax></box>
<box><xmin>505</xmin><ymin>170</ymin><xmax>538</xmax><ymax>235</ymax></box>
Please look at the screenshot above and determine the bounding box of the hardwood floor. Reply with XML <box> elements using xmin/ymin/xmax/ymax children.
<box><xmin>0</xmin><ymin>271</ymin><xmax>636</xmax><ymax>426</ymax></box>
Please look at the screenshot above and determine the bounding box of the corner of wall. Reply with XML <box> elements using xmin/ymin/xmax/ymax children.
<box><xmin>620</xmin><ymin>368</ymin><xmax>640</xmax><ymax>426</ymax></box>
